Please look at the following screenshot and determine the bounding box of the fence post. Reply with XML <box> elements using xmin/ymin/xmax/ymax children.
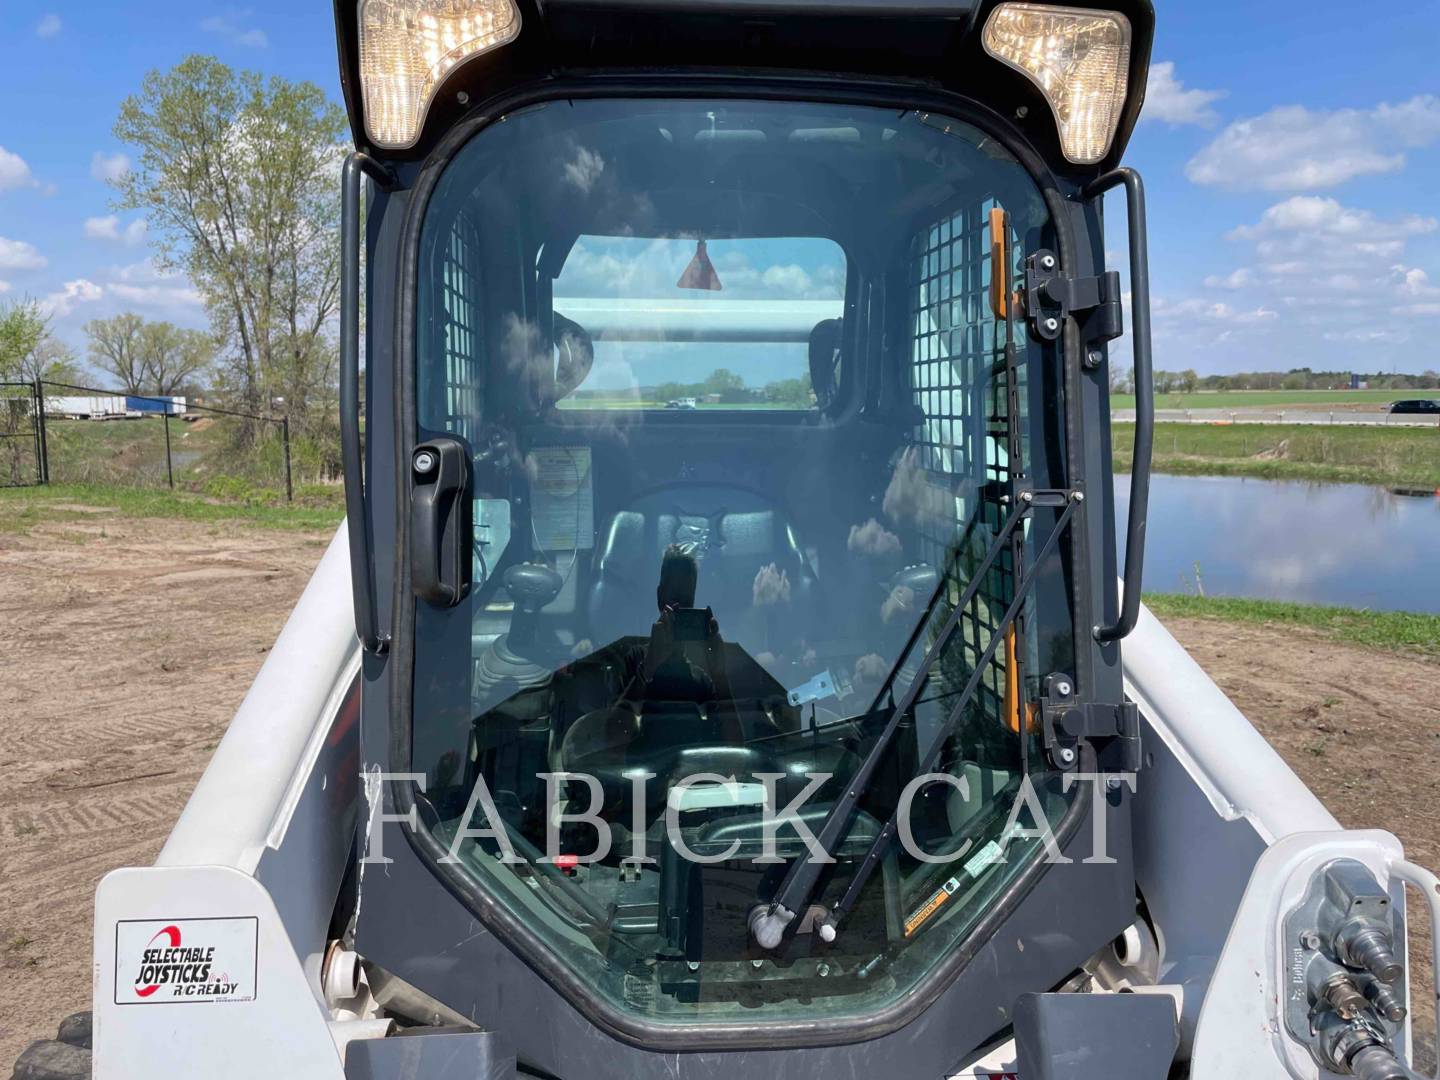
<box><xmin>281</xmin><ymin>416</ymin><xmax>293</xmax><ymax>502</ymax></box>
<box><xmin>32</xmin><ymin>377</ymin><xmax>49</xmax><ymax>485</ymax></box>
<box><xmin>163</xmin><ymin>409</ymin><xmax>174</xmax><ymax>489</ymax></box>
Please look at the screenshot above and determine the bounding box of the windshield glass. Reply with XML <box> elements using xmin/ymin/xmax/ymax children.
<box><xmin>412</xmin><ymin>98</ymin><xmax>1076</xmax><ymax>1032</ymax></box>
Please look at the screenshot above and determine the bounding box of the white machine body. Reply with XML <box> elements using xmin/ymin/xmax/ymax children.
<box><xmin>90</xmin><ymin>529</ymin><xmax>1440</xmax><ymax>1078</ymax></box>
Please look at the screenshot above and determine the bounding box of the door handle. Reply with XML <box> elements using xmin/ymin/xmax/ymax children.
<box><xmin>411</xmin><ymin>437</ymin><xmax>472</xmax><ymax>607</ymax></box>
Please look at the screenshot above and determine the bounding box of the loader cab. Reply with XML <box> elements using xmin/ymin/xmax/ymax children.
<box><xmin>336</xmin><ymin>1</ymin><xmax>1156</xmax><ymax>1074</ymax></box>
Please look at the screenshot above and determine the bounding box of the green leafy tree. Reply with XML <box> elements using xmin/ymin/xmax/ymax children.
<box><xmin>0</xmin><ymin>299</ymin><xmax>50</xmax><ymax>381</ymax></box>
<box><xmin>762</xmin><ymin>375</ymin><xmax>814</xmax><ymax>406</ymax></box>
<box><xmin>112</xmin><ymin>55</ymin><xmax>345</xmax><ymax>436</ymax></box>
<box><xmin>702</xmin><ymin>368</ymin><xmax>745</xmax><ymax>396</ymax></box>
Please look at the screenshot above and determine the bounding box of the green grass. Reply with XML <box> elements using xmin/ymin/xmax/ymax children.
<box><xmin>1113</xmin><ymin>422</ymin><xmax>1440</xmax><ymax>489</ymax></box>
<box><xmin>0</xmin><ymin>483</ymin><xmax>344</xmax><ymax>533</ymax></box>
<box><xmin>1143</xmin><ymin>594</ymin><xmax>1440</xmax><ymax>657</ymax></box>
<box><xmin>1110</xmin><ymin>389</ymin><xmax>1437</xmax><ymax>410</ymax></box>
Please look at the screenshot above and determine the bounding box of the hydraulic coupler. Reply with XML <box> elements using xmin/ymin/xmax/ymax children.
<box><xmin>1284</xmin><ymin>859</ymin><xmax>1410</xmax><ymax>1079</ymax></box>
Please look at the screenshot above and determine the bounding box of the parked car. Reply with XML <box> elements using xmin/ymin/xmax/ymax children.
<box><xmin>1388</xmin><ymin>398</ymin><xmax>1440</xmax><ymax>415</ymax></box>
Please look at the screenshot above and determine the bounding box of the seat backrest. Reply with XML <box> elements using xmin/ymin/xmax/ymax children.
<box><xmin>808</xmin><ymin>317</ymin><xmax>843</xmax><ymax>412</ymax></box>
<box><xmin>588</xmin><ymin>486</ymin><xmax>816</xmax><ymax>652</ymax></box>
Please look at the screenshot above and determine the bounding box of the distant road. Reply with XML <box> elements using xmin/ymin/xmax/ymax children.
<box><xmin>1107</xmin><ymin>390</ymin><xmax>1435</xmax><ymax>410</ymax></box>
<box><xmin>1112</xmin><ymin>407</ymin><xmax>1440</xmax><ymax>428</ymax></box>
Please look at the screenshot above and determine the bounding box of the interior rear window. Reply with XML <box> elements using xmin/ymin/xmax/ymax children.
<box><xmin>552</xmin><ymin>235</ymin><xmax>845</xmax><ymax>409</ymax></box>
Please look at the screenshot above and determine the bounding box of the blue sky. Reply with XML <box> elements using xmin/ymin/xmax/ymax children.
<box><xmin>1</xmin><ymin>1</ymin><xmax>1437</xmax><ymax>376</ymax></box>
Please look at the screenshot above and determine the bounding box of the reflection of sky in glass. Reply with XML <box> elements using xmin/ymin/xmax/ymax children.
<box><xmin>555</xmin><ymin>235</ymin><xmax>844</xmax><ymax>391</ymax></box>
<box><xmin>1118</xmin><ymin>474</ymin><xmax>1440</xmax><ymax>613</ymax></box>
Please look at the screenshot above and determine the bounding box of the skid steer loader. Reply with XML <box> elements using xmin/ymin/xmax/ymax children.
<box><xmin>30</xmin><ymin>1</ymin><xmax>1438</xmax><ymax>1078</ymax></box>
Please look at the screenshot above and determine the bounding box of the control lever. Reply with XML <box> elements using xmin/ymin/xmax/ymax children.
<box><xmin>410</xmin><ymin>438</ymin><xmax>472</xmax><ymax>607</ymax></box>
<box><xmin>503</xmin><ymin>563</ymin><xmax>564</xmax><ymax>649</ymax></box>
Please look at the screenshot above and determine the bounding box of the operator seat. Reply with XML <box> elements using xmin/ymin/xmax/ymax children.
<box><xmin>587</xmin><ymin>486</ymin><xmax>817</xmax><ymax>655</ymax></box>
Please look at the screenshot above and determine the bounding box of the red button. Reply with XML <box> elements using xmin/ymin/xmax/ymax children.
<box><xmin>554</xmin><ymin>854</ymin><xmax>580</xmax><ymax>872</ymax></box>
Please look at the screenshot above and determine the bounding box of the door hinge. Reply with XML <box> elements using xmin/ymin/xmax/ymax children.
<box><xmin>1024</xmin><ymin>249</ymin><xmax>1124</xmax><ymax>347</ymax></box>
<box><xmin>1039</xmin><ymin>672</ymin><xmax>1141</xmax><ymax>773</ymax></box>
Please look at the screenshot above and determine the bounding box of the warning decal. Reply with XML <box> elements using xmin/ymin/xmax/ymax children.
<box><xmin>529</xmin><ymin>446</ymin><xmax>594</xmax><ymax>551</ymax></box>
<box><xmin>903</xmin><ymin>875</ymin><xmax>962</xmax><ymax>937</ymax></box>
<box><xmin>114</xmin><ymin>917</ymin><xmax>257</xmax><ymax>1005</ymax></box>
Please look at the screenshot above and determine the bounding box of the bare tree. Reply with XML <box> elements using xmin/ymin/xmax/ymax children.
<box><xmin>85</xmin><ymin>313</ymin><xmax>148</xmax><ymax>393</ymax></box>
<box><xmin>21</xmin><ymin>338</ymin><xmax>80</xmax><ymax>385</ymax></box>
<box><xmin>140</xmin><ymin>321</ymin><xmax>211</xmax><ymax>395</ymax></box>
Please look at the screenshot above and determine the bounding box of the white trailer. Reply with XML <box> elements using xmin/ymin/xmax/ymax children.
<box><xmin>44</xmin><ymin>395</ymin><xmax>137</xmax><ymax>420</ymax></box>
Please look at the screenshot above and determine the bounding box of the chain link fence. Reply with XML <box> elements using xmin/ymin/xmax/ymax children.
<box><xmin>1</xmin><ymin>381</ymin><xmax>43</xmax><ymax>488</ymax></box>
<box><xmin>5</xmin><ymin>379</ymin><xmax>303</xmax><ymax>502</ymax></box>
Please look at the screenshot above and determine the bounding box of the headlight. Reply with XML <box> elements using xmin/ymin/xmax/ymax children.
<box><xmin>982</xmin><ymin>3</ymin><xmax>1132</xmax><ymax>165</ymax></box>
<box><xmin>359</xmin><ymin>0</ymin><xmax>521</xmax><ymax>149</ymax></box>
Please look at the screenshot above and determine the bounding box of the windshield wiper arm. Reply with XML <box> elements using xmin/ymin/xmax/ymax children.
<box><xmin>749</xmin><ymin>488</ymin><xmax>1079</xmax><ymax>950</ymax></box>
<box><xmin>822</xmin><ymin>495</ymin><xmax>1079</xmax><ymax>937</ymax></box>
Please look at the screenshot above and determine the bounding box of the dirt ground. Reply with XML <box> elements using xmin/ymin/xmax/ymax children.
<box><xmin>0</xmin><ymin>509</ymin><xmax>335</xmax><ymax>1069</ymax></box>
<box><xmin>2</xmin><ymin>511</ymin><xmax>1437</xmax><ymax>1071</ymax></box>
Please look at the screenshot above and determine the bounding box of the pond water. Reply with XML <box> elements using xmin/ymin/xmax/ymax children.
<box><xmin>1116</xmin><ymin>473</ymin><xmax>1440</xmax><ymax>614</ymax></box>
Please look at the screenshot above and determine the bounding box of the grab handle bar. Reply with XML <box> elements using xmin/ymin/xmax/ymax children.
<box><xmin>1087</xmin><ymin>167</ymin><xmax>1153</xmax><ymax>643</ymax></box>
<box><xmin>341</xmin><ymin>152</ymin><xmax>397</xmax><ymax>654</ymax></box>
<box><xmin>1392</xmin><ymin>860</ymin><xmax>1440</xmax><ymax>1079</ymax></box>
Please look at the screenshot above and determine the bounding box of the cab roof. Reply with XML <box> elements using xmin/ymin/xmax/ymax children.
<box><xmin>333</xmin><ymin>0</ymin><xmax>1153</xmax><ymax>172</ymax></box>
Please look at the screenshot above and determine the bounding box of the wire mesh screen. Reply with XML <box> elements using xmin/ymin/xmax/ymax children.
<box><xmin>437</xmin><ymin>207</ymin><xmax>484</xmax><ymax>443</ymax></box>
<box><xmin>906</xmin><ymin>197</ymin><xmax>1027</xmax><ymax>753</ymax></box>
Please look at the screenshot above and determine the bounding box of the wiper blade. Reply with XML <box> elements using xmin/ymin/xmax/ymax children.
<box><xmin>749</xmin><ymin>488</ymin><xmax>1079</xmax><ymax>950</ymax></box>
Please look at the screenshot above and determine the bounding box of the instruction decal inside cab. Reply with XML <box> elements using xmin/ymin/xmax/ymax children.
<box><xmin>114</xmin><ymin>917</ymin><xmax>258</xmax><ymax>1004</ymax></box>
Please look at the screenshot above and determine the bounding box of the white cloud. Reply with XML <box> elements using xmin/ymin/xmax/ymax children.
<box><xmin>106</xmin><ymin>259</ymin><xmax>204</xmax><ymax>309</ymax></box>
<box><xmin>90</xmin><ymin>151</ymin><xmax>131</xmax><ymax>183</ymax></box>
<box><xmin>35</xmin><ymin>13</ymin><xmax>61</xmax><ymax>38</ymax></box>
<box><xmin>0</xmin><ymin>281</ymin><xmax>11</xmax><ymax>294</ymax></box>
<box><xmin>562</xmin><ymin>146</ymin><xmax>605</xmax><ymax>194</ymax></box>
<box><xmin>555</xmin><ymin>238</ymin><xmax>843</xmax><ymax>302</ymax></box>
<box><xmin>0</xmin><ymin>146</ymin><xmax>38</xmax><ymax>193</ymax></box>
<box><xmin>761</xmin><ymin>265</ymin><xmax>813</xmax><ymax>294</ymax></box>
<box><xmin>1143</xmin><ymin>62</ymin><xmax>1225</xmax><ymax>128</ymax></box>
<box><xmin>41</xmin><ymin>279</ymin><xmax>104</xmax><ymax>318</ymax></box>
<box><xmin>1153</xmin><ymin>296</ymin><xmax>1277</xmax><ymax>324</ymax></box>
<box><xmin>1186</xmin><ymin>95</ymin><xmax>1440</xmax><ymax>191</ymax></box>
<box><xmin>1171</xmin><ymin>196</ymin><xmax>1440</xmax><ymax>360</ymax></box>
<box><xmin>200</xmin><ymin>9</ymin><xmax>269</xmax><ymax>47</ymax></box>
<box><xmin>0</xmin><ymin>237</ymin><xmax>47</xmax><ymax>271</ymax></box>
<box><xmin>34</xmin><ymin>261</ymin><xmax>206</xmax><ymax>344</ymax></box>
<box><xmin>1228</xmin><ymin>196</ymin><xmax>1438</xmax><ymax>268</ymax></box>
<box><xmin>1202</xmin><ymin>267</ymin><xmax>1256</xmax><ymax>290</ymax></box>
<box><xmin>109</xmin><ymin>281</ymin><xmax>203</xmax><ymax>307</ymax></box>
<box><xmin>84</xmin><ymin>216</ymin><xmax>148</xmax><ymax>246</ymax></box>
